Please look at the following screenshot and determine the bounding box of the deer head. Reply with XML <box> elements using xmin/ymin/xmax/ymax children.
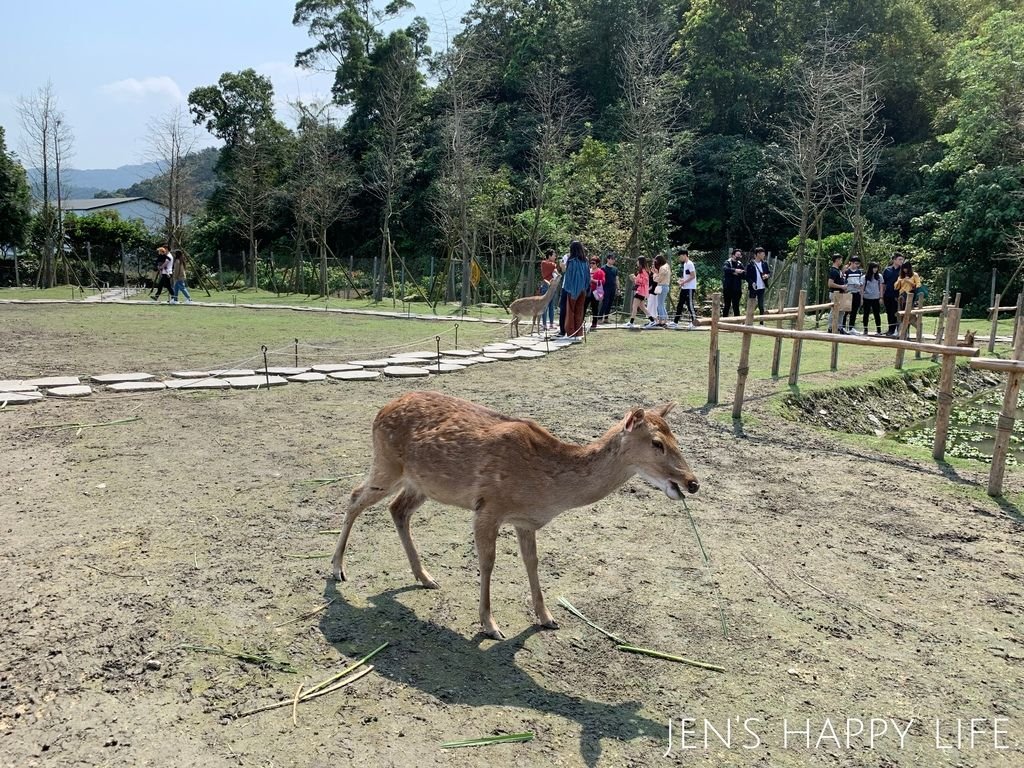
<box><xmin>621</xmin><ymin>403</ymin><xmax>699</xmax><ymax>498</ymax></box>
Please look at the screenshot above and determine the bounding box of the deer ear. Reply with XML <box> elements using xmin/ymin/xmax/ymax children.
<box><xmin>623</xmin><ymin>408</ymin><xmax>645</xmax><ymax>432</ymax></box>
<box><xmin>654</xmin><ymin>402</ymin><xmax>676</xmax><ymax>418</ymax></box>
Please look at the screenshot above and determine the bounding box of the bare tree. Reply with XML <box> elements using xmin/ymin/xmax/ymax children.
<box><xmin>366</xmin><ymin>46</ymin><xmax>420</xmax><ymax>303</ymax></box>
<box><xmin>840</xmin><ymin>62</ymin><xmax>886</xmax><ymax>261</ymax></box>
<box><xmin>618</xmin><ymin>10</ymin><xmax>681</xmax><ymax>261</ymax></box>
<box><xmin>519</xmin><ymin>64</ymin><xmax>581</xmax><ymax>296</ymax></box>
<box><xmin>777</xmin><ymin>31</ymin><xmax>852</xmax><ymax>304</ymax></box>
<box><xmin>433</xmin><ymin>42</ymin><xmax>486</xmax><ymax>309</ymax></box>
<box><xmin>17</xmin><ymin>81</ymin><xmax>73</xmax><ymax>287</ymax></box>
<box><xmin>292</xmin><ymin>107</ymin><xmax>355</xmax><ymax>297</ymax></box>
<box><xmin>224</xmin><ymin>137</ymin><xmax>276</xmax><ymax>289</ymax></box>
<box><xmin>146</xmin><ymin>106</ymin><xmax>199</xmax><ymax>249</ymax></box>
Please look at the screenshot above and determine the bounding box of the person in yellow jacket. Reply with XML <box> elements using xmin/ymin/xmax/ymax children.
<box><xmin>894</xmin><ymin>262</ymin><xmax>922</xmax><ymax>309</ymax></box>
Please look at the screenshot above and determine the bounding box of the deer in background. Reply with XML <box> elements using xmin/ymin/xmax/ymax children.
<box><xmin>331</xmin><ymin>390</ymin><xmax>700</xmax><ymax>640</ymax></box>
<box><xmin>957</xmin><ymin>329</ymin><xmax>976</xmax><ymax>347</ymax></box>
<box><xmin>509</xmin><ymin>273</ymin><xmax>562</xmax><ymax>337</ymax></box>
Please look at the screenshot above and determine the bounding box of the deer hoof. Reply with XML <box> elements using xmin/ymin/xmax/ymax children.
<box><xmin>483</xmin><ymin>626</ymin><xmax>506</xmax><ymax>641</ymax></box>
<box><xmin>421</xmin><ymin>577</ymin><xmax>441</xmax><ymax>590</ymax></box>
<box><xmin>540</xmin><ymin>618</ymin><xmax>559</xmax><ymax>630</ymax></box>
<box><xmin>331</xmin><ymin>563</ymin><xmax>346</xmax><ymax>582</ymax></box>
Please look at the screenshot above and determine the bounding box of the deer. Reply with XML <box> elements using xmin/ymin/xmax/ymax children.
<box><xmin>509</xmin><ymin>273</ymin><xmax>562</xmax><ymax>337</ymax></box>
<box><xmin>331</xmin><ymin>390</ymin><xmax>700</xmax><ymax>640</ymax></box>
<box><xmin>957</xmin><ymin>329</ymin><xmax>976</xmax><ymax>347</ymax></box>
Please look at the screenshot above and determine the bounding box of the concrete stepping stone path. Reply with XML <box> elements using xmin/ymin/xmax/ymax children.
<box><xmin>0</xmin><ymin>380</ymin><xmax>38</xmax><ymax>392</ymax></box>
<box><xmin>480</xmin><ymin>352</ymin><xmax>518</xmax><ymax>361</ymax></box>
<box><xmin>288</xmin><ymin>372</ymin><xmax>328</xmax><ymax>383</ymax></box>
<box><xmin>90</xmin><ymin>372</ymin><xmax>155</xmax><ymax>384</ymax></box>
<box><xmin>512</xmin><ymin>349</ymin><xmax>546</xmax><ymax>359</ymax></box>
<box><xmin>328</xmin><ymin>370</ymin><xmax>381</xmax><ymax>382</ymax></box>
<box><xmin>390</xmin><ymin>351</ymin><xmax>440</xmax><ymax>360</ymax></box>
<box><xmin>0</xmin><ymin>392</ymin><xmax>43</xmax><ymax>405</ymax></box>
<box><xmin>349</xmin><ymin>359</ymin><xmax>392</xmax><ymax>369</ymax></box>
<box><xmin>209</xmin><ymin>369</ymin><xmax>256</xmax><ymax>377</ymax></box>
<box><xmin>311</xmin><ymin>363</ymin><xmax>363</xmax><ymax>373</ymax></box>
<box><xmin>26</xmin><ymin>376</ymin><xmax>80</xmax><ymax>387</ymax></box>
<box><xmin>383</xmin><ymin>365</ymin><xmax>431</xmax><ymax>378</ymax></box>
<box><xmin>439</xmin><ymin>349</ymin><xmax>478</xmax><ymax>358</ymax></box>
<box><xmin>170</xmin><ymin>371</ymin><xmax>211</xmax><ymax>378</ymax></box>
<box><xmin>256</xmin><ymin>366</ymin><xmax>310</xmax><ymax>376</ymax></box>
<box><xmin>48</xmin><ymin>385</ymin><xmax>93</xmax><ymax>398</ymax></box>
<box><xmin>420</xmin><ymin>362</ymin><xmax>465</xmax><ymax>374</ymax></box>
<box><xmin>224</xmin><ymin>375</ymin><xmax>289</xmax><ymax>389</ymax></box>
<box><xmin>166</xmin><ymin>378</ymin><xmax>230</xmax><ymax>390</ymax></box>
<box><xmin>108</xmin><ymin>381</ymin><xmax>167</xmax><ymax>392</ymax></box>
<box><xmin>439</xmin><ymin>357</ymin><xmax>478</xmax><ymax>366</ymax></box>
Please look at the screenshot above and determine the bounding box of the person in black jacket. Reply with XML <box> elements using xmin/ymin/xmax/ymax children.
<box><xmin>722</xmin><ymin>248</ymin><xmax>745</xmax><ymax>317</ymax></box>
<box><xmin>745</xmin><ymin>246</ymin><xmax>771</xmax><ymax>323</ymax></box>
<box><xmin>881</xmin><ymin>253</ymin><xmax>904</xmax><ymax>336</ymax></box>
<box><xmin>598</xmin><ymin>253</ymin><xmax>618</xmax><ymax>324</ymax></box>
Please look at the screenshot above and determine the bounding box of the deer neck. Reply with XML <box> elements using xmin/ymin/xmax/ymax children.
<box><xmin>556</xmin><ymin>428</ymin><xmax>634</xmax><ymax>507</ymax></box>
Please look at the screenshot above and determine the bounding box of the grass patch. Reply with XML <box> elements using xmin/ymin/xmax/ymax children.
<box><xmin>0</xmin><ymin>286</ymin><xmax>106</xmax><ymax>301</ymax></box>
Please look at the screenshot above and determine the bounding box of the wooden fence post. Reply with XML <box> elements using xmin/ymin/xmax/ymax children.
<box><xmin>932</xmin><ymin>308</ymin><xmax>961</xmax><ymax>461</ymax></box>
<box><xmin>731</xmin><ymin>298</ymin><xmax>757</xmax><ymax>419</ymax></box>
<box><xmin>788</xmin><ymin>289</ymin><xmax>807</xmax><ymax>387</ymax></box>
<box><xmin>1013</xmin><ymin>292</ymin><xmax>1024</xmax><ymax>348</ymax></box>
<box><xmin>915</xmin><ymin>315</ymin><xmax>924</xmax><ymax>359</ymax></box>
<box><xmin>895</xmin><ymin>297</ymin><xmax>914</xmax><ymax>369</ymax></box>
<box><xmin>217</xmin><ymin>250</ymin><xmax>224</xmax><ymax>291</ymax></box>
<box><xmin>707</xmin><ymin>292</ymin><xmax>721</xmax><ymax>404</ymax></box>
<box><xmin>829</xmin><ymin>293</ymin><xmax>840</xmax><ymax>371</ymax></box>
<box><xmin>770</xmin><ymin>292</ymin><xmax>785</xmax><ymax>377</ymax></box>
<box><xmin>931</xmin><ymin>291</ymin><xmax>949</xmax><ymax>363</ymax></box>
<box><xmin>989</xmin><ymin>293</ymin><xmax>1001</xmax><ymax>353</ymax></box>
<box><xmin>988</xmin><ymin>328</ymin><xmax>1024</xmax><ymax>496</ymax></box>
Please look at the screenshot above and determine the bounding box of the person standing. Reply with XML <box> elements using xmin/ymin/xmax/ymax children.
<box><xmin>561</xmin><ymin>241</ymin><xmax>590</xmax><ymax>338</ymax></box>
<box><xmin>722</xmin><ymin>248</ymin><xmax>745</xmax><ymax>317</ymax></box>
<box><xmin>671</xmin><ymin>249</ymin><xmax>697</xmax><ymax>328</ymax></box>
<box><xmin>557</xmin><ymin>251</ymin><xmax>570</xmax><ymax>335</ymax></box>
<box><xmin>587</xmin><ymin>256</ymin><xmax>606</xmax><ymax>331</ymax></box>
<box><xmin>646</xmin><ymin>254</ymin><xmax>672</xmax><ymax>328</ymax></box>
<box><xmin>150</xmin><ymin>246</ymin><xmax>174</xmax><ymax>302</ymax></box>
<box><xmin>539</xmin><ymin>249</ymin><xmax>557</xmax><ymax>330</ymax></box>
<box><xmin>882</xmin><ymin>253</ymin><xmax>904</xmax><ymax>336</ymax></box>
<box><xmin>827</xmin><ymin>253</ymin><xmax>849</xmax><ymax>334</ymax></box>
<box><xmin>843</xmin><ymin>256</ymin><xmax>864</xmax><ymax>334</ymax></box>
<box><xmin>598</xmin><ymin>253</ymin><xmax>618</xmax><ymax>324</ymax></box>
<box><xmin>861</xmin><ymin>261</ymin><xmax>883</xmax><ymax>335</ymax></box>
<box><xmin>627</xmin><ymin>257</ymin><xmax>650</xmax><ymax>327</ymax></box>
<box><xmin>170</xmin><ymin>249</ymin><xmax>192</xmax><ymax>304</ymax></box>
<box><xmin>745</xmin><ymin>246</ymin><xmax>771</xmax><ymax>324</ymax></box>
<box><xmin>894</xmin><ymin>262</ymin><xmax>922</xmax><ymax>311</ymax></box>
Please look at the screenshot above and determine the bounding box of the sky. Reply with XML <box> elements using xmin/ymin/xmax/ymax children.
<box><xmin>0</xmin><ymin>0</ymin><xmax>471</xmax><ymax>171</ymax></box>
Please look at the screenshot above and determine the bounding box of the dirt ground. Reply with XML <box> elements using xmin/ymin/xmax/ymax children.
<box><xmin>1</xmin><ymin>305</ymin><xmax>1023</xmax><ymax>768</ymax></box>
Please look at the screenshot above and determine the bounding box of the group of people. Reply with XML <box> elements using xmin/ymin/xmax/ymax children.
<box><xmin>828</xmin><ymin>252</ymin><xmax>923</xmax><ymax>336</ymax></box>
<box><xmin>150</xmin><ymin>246</ymin><xmax>192</xmax><ymax>304</ymax></box>
<box><xmin>537</xmin><ymin>243</ymin><xmax>621</xmax><ymax>338</ymax></box>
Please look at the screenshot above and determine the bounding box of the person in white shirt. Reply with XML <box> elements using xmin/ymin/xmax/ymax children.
<box><xmin>150</xmin><ymin>246</ymin><xmax>175</xmax><ymax>302</ymax></box>
<box><xmin>671</xmin><ymin>249</ymin><xmax>698</xmax><ymax>328</ymax></box>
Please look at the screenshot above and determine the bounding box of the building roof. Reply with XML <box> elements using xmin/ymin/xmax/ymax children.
<box><xmin>64</xmin><ymin>197</ymin><xmax>159</xmax><ymax>210</ymax></box>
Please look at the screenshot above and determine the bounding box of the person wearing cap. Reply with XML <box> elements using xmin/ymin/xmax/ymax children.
<box><xmin>844</xmin><ymin>256</ymin><xmax>865</xmax><ymax>334</ymax></box>
<box><xmin>745</xmin><ymin>246</ymin><xmax>771</xmax><ymax>324</ymax></box>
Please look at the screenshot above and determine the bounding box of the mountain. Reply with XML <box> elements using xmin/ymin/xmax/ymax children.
<box><xmin>27</xmin><ymin>162</ymin><xmax>162</xmax><ymax>199</ymax></box>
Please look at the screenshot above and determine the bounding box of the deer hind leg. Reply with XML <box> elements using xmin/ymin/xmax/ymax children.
<box><xmin>389</xmin><ymin>489</ymin><xmax>438</xmax><ymax>589</ymax></box>
<box><xmin>331</xmin><ymin>465</ymin><xmax>400</xmax><ymax>581</ymax></box>
<box><xmin>474</xmin><ymin>512</ymin><xmax>504</xmax><ymax>640</ymax></box>
<box><xmin>516</xmin><ymin>526</ymin><xmax>557</xmax><ymax>629</ymax></box>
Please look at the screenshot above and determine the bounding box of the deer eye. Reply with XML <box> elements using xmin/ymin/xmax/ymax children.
<box><xmin>652</xmin><ymin>440</ymin><xmax>665</xmax><ymax>453</ymax></box>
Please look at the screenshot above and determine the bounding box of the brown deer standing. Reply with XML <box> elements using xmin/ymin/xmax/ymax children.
<box><xmin>509</xmin><ymin>273</ymin><xmax>562</xmax><ymax>337</ymax></box>
<box><xmin>331</xmin><ymin>391</ymin><xmax>700</xmax><ymax>639</ymax></box>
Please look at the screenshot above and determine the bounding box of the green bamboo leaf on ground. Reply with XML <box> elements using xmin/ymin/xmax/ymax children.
<box><xmin>441</xmin><ymin>732</ymin><xmax>534</xmax><ymax>749</ymax></box>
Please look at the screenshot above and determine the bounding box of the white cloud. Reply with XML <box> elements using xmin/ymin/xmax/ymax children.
<box><xmin>99</xmin><ymin>76</ymin><xmax>183</xmax><ymax>103</ymax></box>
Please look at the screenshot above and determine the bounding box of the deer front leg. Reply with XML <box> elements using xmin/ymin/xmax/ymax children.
<box><xmin>515</xmin><ymin>527</ymin><xmax>557</xmax><ymax>629</ymax></box>
<box><xmin>474</xmin><ymin>514</ymin><xmax>503</xmax><ymax>640</ymax></box>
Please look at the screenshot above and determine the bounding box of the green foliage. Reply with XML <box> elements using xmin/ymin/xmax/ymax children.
<box><xmin>62</xmin><ymin>211</ymin><xmax>155</xmax><ymax>272</ymax></box>
<box><xmin>0</xmin><ymin>126</ymin><xmax>32</xmax><ymax>250</ymax></box>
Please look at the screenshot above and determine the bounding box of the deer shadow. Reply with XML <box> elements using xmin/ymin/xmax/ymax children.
<box><xmin>318</xmin><ymin>583</ymin><xmax>664</xmax><ymax>766</ymax></box>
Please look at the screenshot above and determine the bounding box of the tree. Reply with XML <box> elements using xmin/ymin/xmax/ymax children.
<box><xmin>188</xmin><ymin>69</ymin><xmax>276</xmax><ymax>149</ymax></box>
<box><xmin>146</xmin><ymin>106</ymin><xmax>200</xmax><ymax>249</ymax></box>
<box><xmin>16</xmin><ymin>81</ymin><xmax>73</xmax><ymax>287</ymax></box>
<box><xmin>840</xmin><ymin>63</ymin><xmax>886</xmax><ymax>262</ymax></box>
<box><xmin>0</xmin><ymin>127</ymin><xmax>32</xmax><ymax>257</ymax></box>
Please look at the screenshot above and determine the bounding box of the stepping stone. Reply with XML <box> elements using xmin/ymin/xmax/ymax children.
<box><xmin>439</xmin><ymin>349</ymin><xmax>478</xmax><ymax>358</ymax></box>
<box><xmin>509</xmin><ymin>338</ymin><xmax>543</xmax><ymax>348</ymax></box>
<box><xmin>108</xmin><ymin>381</ymin><xmax>167</xmax><ymax>392</ymax></box>
<box><xmin>348</xmin><ymin>359</ymin><xmax>392</xmax><ymax>369</ymax></box>
<box><xmin>481</xmin><ymin>343</ymin><xmax>518</xmax><ymax>353</ymax></box>
<box><xmin>480</xmin><ymin>352</ymin><xmax>517</xmax><ymax>360</ymax></box>
<box><xmin>166</xmin><ymin>378</ymin><xmax>230</xmax><ymax>390</ymax></box>
<box><xmin>0</xmin><ymin>392</ymin><xmax>43</xmax><ymax>405</ymax></box>
<box><xmin>209</xmin><ymin>369</ymin><xmax>256</xmax><ymax>377</ymax></box>
<box><xmin>288</xmin><ymin>372</ymin><xmax>327</xmax><ymax>383</ymax></box>
<box><xmin>420</xmin><ymin>362</ymin><xmax>465</xmax><ymax>374</ymax></box>
<box><xmin>383</xmin><ymin>365</ymin><xmax>432</xmax><ymax>378</ymax></box>
<box><xmin>439</xmin><ymin>357</ymin><xmax>478</xmax><ymax>366</ymax></box>
<box><xmin>390</xmin><ymin>351</ymin><xmax>440</xmax><ymax>360</ymax></box>
<box><xmin>255</xmin><ymin>366</ymin><xmax>310</xmax><ymax>376</ymax></box>
<box><xmin>467</xmin><ymin>356</ymin><xmax>500</xmax><ymax>364</ymax></box>
<box><xmin>224</xmin><ymin>375</ymin><xmax>289</xmax><ymax>389</ymax></box>
<box><xmin>311</xmin><ymin>363</ymin><xmax>363</xmax><ymax>373</ymax></box>
<box><xmin>47</xmin><ymin>385</ymin><xmax>92</xmax><ymax>398</ymax></box>
<box><xmin>170</xmin><ymin>370</ymin><xmax>211</xmax><ymax>378</ymax></box>
<box><xmin>512</xmin><ymin>349</ymin><xmax>546</xmax><ymax>359</ymax></box>
<box><xmin>90</xmin><ymin>372</ymin><xmax>155</xmax><ymax>384</ymax></box>
<box><xmin>328</xmin><ymin>370</ymin><xmax>381</xmax><ymax>382</ymax></box>
<box><xmin>0</xmin><ymin>380</ymin><xmax>37</xmax><ymax>392</ymax></box>
<box><xmin>26</xmin><ymin>376</ymin><xmax>80</xmax><ymax>387</ymax></box>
